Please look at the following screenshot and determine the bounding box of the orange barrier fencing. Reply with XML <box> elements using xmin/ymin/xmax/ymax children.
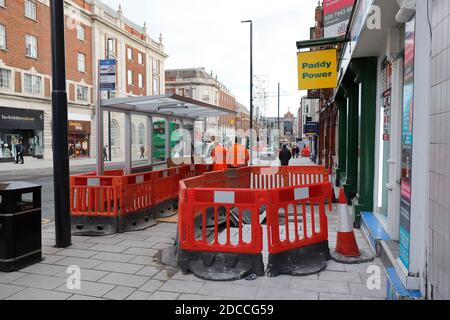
<box><xmin>70</xmin><ymin>164</ymin><xmax>213</xmax><ymax>235</ymax></box>
<box><xmin>178</xmin><ymin>166</ymin><xmax>333</xmax><ymax>280</ymax></box>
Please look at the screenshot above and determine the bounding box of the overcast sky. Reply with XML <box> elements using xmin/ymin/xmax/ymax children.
<box><xmin>102</xmin><ymin>0</ymin><xmax>318</xmax><ymax>117</ymax></box>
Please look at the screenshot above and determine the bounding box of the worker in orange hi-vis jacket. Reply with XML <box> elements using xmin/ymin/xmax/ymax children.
<box><xmin>226</xmin><ymin>137</ymin><xmax>250</xmax><ymax>169</ymax></box>
<box><xmin>210</xmin><ymin>136</ymin><xmax>228</xmax><ymax>171</ymax></box>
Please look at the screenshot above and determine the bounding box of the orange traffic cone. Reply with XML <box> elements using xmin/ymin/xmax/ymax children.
<box><xmin>330</xmin><ymin>188</ymin><xmax>374</xmax><ymax>264</ymax></box>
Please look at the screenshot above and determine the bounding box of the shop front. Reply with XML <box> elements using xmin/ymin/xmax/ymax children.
<box><xmin>68</xmin><ymin>120</ymin><xmax>91</xmax><ymax>158</ymax></box>
<box><xmin>332</xmin><ymin>0</ymin><xmax>431</xmax><ymax>299</ymax></box>
<box><xmin>0</xmin><ymin>107</ymin><xmax>44</xmax><ymax>162</ymax></box>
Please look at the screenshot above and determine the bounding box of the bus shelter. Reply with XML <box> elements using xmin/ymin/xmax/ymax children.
<box><xmin>96</xmin><ymin>93</ymin><xmax>236</xmax><ymax>175</ymax></box>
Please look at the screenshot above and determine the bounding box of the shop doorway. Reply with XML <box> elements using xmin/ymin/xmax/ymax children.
<box><xmin>68</xmin><ymin>134</ymin><xmax>90</xmax><ymax>158</ymax></box>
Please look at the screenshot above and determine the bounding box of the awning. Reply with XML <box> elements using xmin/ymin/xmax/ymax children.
<box><xmin>101</xmin><ymin>93</ymin><xmax>236</xmax><ymax>120</ymax></box>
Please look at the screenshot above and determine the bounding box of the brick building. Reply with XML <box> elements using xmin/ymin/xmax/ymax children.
<box><xmin>0</xmin><ymin>0</ymin><xmax>167</xmax><ymax>162</ymax></box>
<box><xmin>165</xmin><ymin>68</ymin><xmax>244</xmax><ymax>144</ymax></box>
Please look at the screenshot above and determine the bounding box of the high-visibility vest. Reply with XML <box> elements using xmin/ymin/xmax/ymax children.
<box><xmin>211</xmin><ymin>144</ymin><xmax>227</xmax><ymax>171</ymax></box>
<box><xmin>226</xmin><ymin>144</ymin><xmax>249</xmax><ymax>168</ymax></box>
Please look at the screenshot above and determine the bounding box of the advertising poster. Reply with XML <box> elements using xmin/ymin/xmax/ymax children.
<box><xmin>399</xmin><ymin>17</ymin><xmax>416</xmax><ymax>271</ymax></box>
<box><xmin>323</xmin><ymin>0</ymin><xmax>355</xmax><ymax>38</ymax></box>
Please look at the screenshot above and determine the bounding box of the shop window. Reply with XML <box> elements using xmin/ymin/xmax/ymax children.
<box><xmin>110</xmin><ymin>120</ymin><xmax>119</xmax><ymax>147</ymax></box>
<box><xmin>76</xmin><ymin>85</ymin><xmax>88</xmax><ymax>102</ymax></box>
<box><xmin>24</xmin><ymin>74</ymin><xmax>41</xmax><ymax>94</ymax></box>
<box><xmin>0</xmin><ymin>68</ymin><xmax>11</xmax><ymax>89</ymax></box>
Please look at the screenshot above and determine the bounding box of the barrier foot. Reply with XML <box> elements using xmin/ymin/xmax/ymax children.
<box><xmin>330</xmin><ymin>250</ymin><xmax>374</xmax><ymax>264</ymax></box>
<box><xmin>71</xmin><ymin>216</ymin><xmax>118</xmax><ymax>236</ymax></box>
<box><xmin>155</xmin><ymin>200</ymin><xmax>178</xmax><ymax>219</ymax></box>
<box><xmin>118</xmin><ymin>209</ymin><xmax>157</xmax><ymax>233</ymax></box>
<box><xmin>266</xmin><ymin>241</ymin><xmax>330</xmax><ymax>277</ymax></box>
<box><xmin>179</xmin><ymin>250</ymin><xmax>265</xmax><ymax>281</ymax></box>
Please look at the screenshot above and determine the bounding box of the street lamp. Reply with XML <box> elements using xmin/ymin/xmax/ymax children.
<box><xmin>241</xmin><ymin>20</ymin><xmax>253</xmax><ymax>165</ymax></box>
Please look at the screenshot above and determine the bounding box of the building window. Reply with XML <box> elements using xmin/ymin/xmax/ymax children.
<box><xmin>138</xmin><ymin>74</ymin><xmax>143</xmax><ymax>88</ymax></box>
<box><xmin>127</xmin><ymin>47</ymin><xmax>133</xmax><ymax>60</ymax></box>
<box><xmin>139</xmin><ymin>123</ymin><xmax>145</xmax><ymax>145</ymax></box>
<box><xmin>152</xmin><ymin>59</ymin><xmax>160</xmax><ymax>95</ymax></box>
<box><xmin>0</xmin><ymin>68</ymin><xmax>11</xmax><ymax>89</ymax></box>
<box><xmin>138</xmin><ymin>52</ymin><xmax>143</xmax><ymax>65</ymax></box>
<box><xmin>153</xmin><ymin>77</ymin><xmax>159</xmax><ymax>95</ymax></box>
<box><xmin>77</xmin><ymin>53</ymin><xmax>86</xmax><ymax>73</ymax></box>
<box><xmin>0</xmin><ymin>0</ymin><xmax>5</xmax><ymax>8</ymax></box>
<box><xmin>76</xmin><ymin>85</ymin><xmax>88</xmax><ymax>102</ymax></box>
<box><xmin>77</xmin><ymin>24</ymin><xmax>86</xmax><ymax>41</ymax></box>
<box><xmin>24</xmin><ymin>0</ymin><xmax>37</xmax><ymax>20</ymax></box>
<box><xmin>111</xmin><ymin>120</ymin><xmax>119</xmax><ymax>147</ymax></box>
<box><xmin>106</xmin><ymin>37</ymin><xmax>116</xmax><ymax>58</ymax></box>
<box><xmin>0</xmin><ymin>24</ymin><xmax>6</xmax><ymax>50</ymax></box>
<box><xmin>25</xmin><ymin>34</ymin><xmax>37</xmax><ymax>58</ymax></box>
<box><xmin>127</xmin><ymin>70</ymin><xmax>133</xmax><ymax>86</ymax></box>
<box><xmin>24</xmin><ymin>74</ymin><xmax>41</xmax><ymax>94</ymax></box>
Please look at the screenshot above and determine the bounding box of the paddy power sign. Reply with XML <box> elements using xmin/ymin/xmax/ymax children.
<box><xmin>297</xmin><ymin>49</ymin><xmax>337</xmax><ymax>90</ymax></box>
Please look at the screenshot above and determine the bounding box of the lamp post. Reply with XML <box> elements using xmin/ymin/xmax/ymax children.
<box><xmin>241</xmin><ymin>20</ymin><xmax>253</xmax><ymax>165</ymax></box>
<box><xmin>107</xmin><ymin>38</ymin><xmax>114</xmax><ymax>163</ymax></box>
<box><xmin>50</xmin><ymin>0</ymin><xmax>71</xmax><ymax>248</ymax></box>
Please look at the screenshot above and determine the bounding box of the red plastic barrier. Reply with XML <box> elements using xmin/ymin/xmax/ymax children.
<box><xmin>178</xmin><ymin>186</ymin><xmax>263</xmax><ymax>255</ymax></box>
<box><xmin>266</xmin><ymin>183</ymin><xmax>329</xmax><ymax>255</ymax></box>
<box><xmin>70</xmin><ymin>176</ymin><xmax>122</xmax><ymax>217</ymax></box>
<box><xmin>121</xmin><ymin>172</ymin><xmax>154</xmax><ymax>215</ymax></box>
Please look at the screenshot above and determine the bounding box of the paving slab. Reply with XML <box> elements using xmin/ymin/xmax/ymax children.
<box><xmin>139</xmin><ymin>279</ymin><xmax>165</xmax><ymax>293</ymax></box>
<box><xmin>102</xmin><ymin>286</ymin><xmax>136</xmax><ymax>300</ymax></box>
<box><xmin>149</xmin><ymin>291</ymin><xmax>180</xmax><ymax>300</ymax></box>
<box><xmin>198</xmin><ymin>283</ymin><xmax>258</xmax><ymax>299</ymax></box>
<box><xmin>94</xmin><ymin>261</ymin><xmax>144</xmax><ymax>274</ymax></box>
<box><xmin>0</xmin><ymin>272</ymin><xmax>28</xmax><ymax>284</ymax></box>
<box><xmin>255</xmin><ymin>287</ymin><xmax>318</xmax><ymax>300</ymax></box>
<box><xmin>55</xmin><ymin>280</ymin><xmax>115</xmax><ymax>298</ymax></box>
<box><xmin>159</xmin><ymin>279</ymin><xmax>205</xmax><ymax>294</ymax></box>
<box><xmin>136</xmin><ymin>266</ymin><xmax>163</xmax><ymax>277</ymax></box>
<box><xmin>54</xmin><ymin>257</ymin><xmax>104</xmax><ymax>269</ymax></box>
<box><xmin>88</xmin><ymin>244</ymin><xmax>130</xmax><ymax>253</ymax></box>
<box><xmin>91</xmin><ymin>252</ymin><xmax>136</xmax><ymax>263</ymax></box>
<box><xmin>98</xmin><ymin>273</ymin><xmax>149</xmax><ymax>288</ymax></box>
<box><xmin>290</xmin><ymin>278</ymin><xmax>350</xmax><ymax>295</ymax></box>
<box><xmin>0</xmin><ymin>284</ymin><xmax>25</xmax><ymax>299</ymax></box>
<box><xmin>6</xmin><ymin>287</ymin><xmax>71</xmax><ymax>300</ymax></box>
<box><xmin>12</xmin><ymin>274</ymin><xmax>66</xmax><ymax>290</ymax></box>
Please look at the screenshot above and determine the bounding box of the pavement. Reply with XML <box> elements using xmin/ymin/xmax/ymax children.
<box><xmin>0</xmin><ymin>157</ymin><xmax>387</xmax><ymax>300</ymax></box>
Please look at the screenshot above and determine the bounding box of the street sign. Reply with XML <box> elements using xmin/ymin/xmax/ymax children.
<box><xmin>99</xmin><ymin>59</ymin><xmax>117</xmax><ymax>91</ymax></box>
<box><xmin>304</xmin><ymin>122</ymin><xmax>319</xmax><ymax>136</ymax></box>
<box><xmin>297</xmin><ymin>49</ymin><xmax>337</xmax><ymax>90</ymax></box>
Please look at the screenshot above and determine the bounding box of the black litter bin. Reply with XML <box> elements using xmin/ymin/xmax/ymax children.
<box><xmin>0</xmin><ymin>182</ymin><xmax>42</xmax><ymax>272</ymax></box>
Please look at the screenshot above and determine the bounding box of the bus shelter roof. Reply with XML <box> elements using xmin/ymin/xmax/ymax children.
<box><xmin>101</xmin><ymin>94</ymin><xmax>236</xmax><ymax>120</ymax></box>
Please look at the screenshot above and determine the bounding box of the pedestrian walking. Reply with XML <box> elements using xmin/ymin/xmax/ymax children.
<box><xmin>103</xmin><ymin>145</ymin><xmax>108</xmax><ymax>162</ymax></box>
<box><xmin>279</xmin><ymin>145</ymin><xmax>292</xmax><ymax>166</ymax></box>
<box><xmin>15</xmin><ymin>141</ymin><xmax>24</xmax><ymax>164</ymax></box>
<box><xmin>140</xmin><ymin>145</ymin><xmax>145</xmax><ymax>159</ymax></box>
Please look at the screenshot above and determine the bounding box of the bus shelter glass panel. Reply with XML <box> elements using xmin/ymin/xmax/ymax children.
<box><xmin>131</xmin><ymin>114</ymin><xmax>148</xmax><ymax>165</ymax></box>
